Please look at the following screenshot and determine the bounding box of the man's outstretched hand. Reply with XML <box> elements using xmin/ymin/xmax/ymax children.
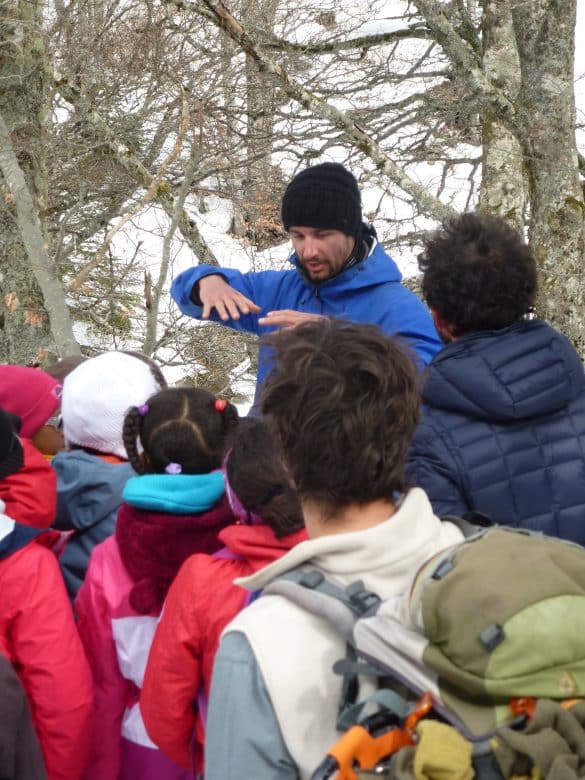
<box><xmin>198</xmin><ymin>275</ymin><xmax>261</xmax><ymax>321</ymax></box>
<box><xmin>258</xmin><ymin>310</ymin><xmax>327</xmax><ymax>329</ymax></box>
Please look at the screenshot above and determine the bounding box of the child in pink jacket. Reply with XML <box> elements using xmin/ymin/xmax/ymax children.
<box><xmin>75</xmin><ymin>388</ymin><xmax>238</xmax><ymax>780</ymax></box>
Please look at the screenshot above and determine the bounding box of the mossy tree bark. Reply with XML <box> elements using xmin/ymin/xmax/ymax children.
<box><xmin>0</xmin><ymin>0</ymin><xmax>53</xmax><ymax>362</ymax></box>
<box><xmin>511</xmin><ymin>0</ymin><xmax>585</xmax><ymax>353</ymax></box>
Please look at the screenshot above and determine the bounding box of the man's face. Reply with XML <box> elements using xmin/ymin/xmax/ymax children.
<box><xmin>289</xmin><ymin>227</ymin><xmax>355</xmax><ymax>281</ymax></box>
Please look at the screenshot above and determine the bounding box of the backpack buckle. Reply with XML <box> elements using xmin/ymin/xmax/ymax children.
<box><xmin>347</xmin><ymin>581</ymin><xmax>381</xmax><ymax>613</ymax></box>
<box><xmin>479</xmin><ymin>623</ymin><xmax>506</xmax><ymax>652</ymax></box>
<box><xmin>299</xmin><ymin>569</ymin><xmax>325</xmax><ymax>589</ymax></box>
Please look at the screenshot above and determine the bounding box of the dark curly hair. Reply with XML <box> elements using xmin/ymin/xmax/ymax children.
<box><xmin>260</xmin><ymin>319</ymin><xmax>420</xmax><ymax>517</ymax></box>
<box><xmin>226</xmin><ymin>417</ymin><xmax>304</xmax><ymax>538</ymax></box>
<box><xmin>418</xmin><ymin>212</ymin><xmax>537</xmax><ymax>335</ymax></box>
<box><xmin>123</xmin><ymin>387</ymin><xmax>238</xmax><ymax>475</ymax></box>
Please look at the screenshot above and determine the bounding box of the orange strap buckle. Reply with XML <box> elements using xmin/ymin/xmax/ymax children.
<box><xmin>328</xmin><ymin>692</ymin><xmax>435</xmax><ymax>780</ymax></box>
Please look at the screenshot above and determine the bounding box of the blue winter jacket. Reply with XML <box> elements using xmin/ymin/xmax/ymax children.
<box><xmin>52</xmin><ymin>450</ymin><xmax>135</xmax><ymax>599</ymax></box>
<box><xmin>408</xmin><ymin>319</ymin><xmax>585</xmax><ymax>543</ymax></box>
<box><xmin>171</xmin><ymin>243</ymin><xmax>441</xmax><ymax>408</ymax></box>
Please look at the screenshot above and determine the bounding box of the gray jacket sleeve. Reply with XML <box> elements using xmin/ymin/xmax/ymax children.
<box><xmin>205</xmin><ymin>631</ymin><xmax>298</xmax><ymax>780</ymax></box>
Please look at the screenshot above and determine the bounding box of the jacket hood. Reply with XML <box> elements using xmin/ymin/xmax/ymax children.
<box><xmin>236</xmin><ymin>488</ymin><xmax>461</xmax><ymax>594</ymax></box>
<box><xmin>218</xmin><ymin>523</ymin><xmax>308</xmax><ymax>573</ymax></box>
<box><xmin>122</xmin><ymin>471</ymin><xmax>225</xmax><ymax>515</ymax></box>
<box><xmin>52</xmin><ymin>449</ymin><xmax>135</xmax><ymax>531</ymax></box>
<box><xmin>289</xmin><ymin>239</ymin><xmax>402</xmax><ymax>293</ymax></box>
<box><xmin>422</xmin><ymin>320</ymin><xmax>585</xmax><ymax>423</ymax></box>
<box><xmin>115</xmin><ymin>496</ymin><xmax>234</xmax><ymax>613</ymax></box>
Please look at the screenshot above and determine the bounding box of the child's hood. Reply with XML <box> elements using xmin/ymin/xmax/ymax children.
<box><xmin>52</xmin><ymin>449</ymin><xmax>135</xmax><ymax>531</ymax></box>
<box><xmin>218</xmin><ymin>523</ymin><xmax>307</xmax><ymax>572</ymax></box>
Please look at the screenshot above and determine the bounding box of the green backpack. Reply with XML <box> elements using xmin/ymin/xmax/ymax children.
<box><xmin>262</xmin><ymin>525</ymin><xmax>585</xmax><ymax>775</ymax></box>
<box><xmin>408</xmin><ymin>526</ymin><xmax>585</xmax><ymax>736</ymax></box>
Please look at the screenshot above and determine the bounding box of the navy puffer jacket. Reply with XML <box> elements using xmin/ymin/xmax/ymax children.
<box><xmin>408</xmin><ymin>319</ymin><xmax>585</xmax><ymax>543</ymax></box>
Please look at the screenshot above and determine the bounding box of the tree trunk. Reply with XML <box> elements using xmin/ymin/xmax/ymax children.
<box><xmin>241</xmin><ymin>0</ymin><xmax>282</xmax><ymax>245</ymax></box>
<box><xmin>480</xmin><ymin>1</ymin><xmax>527</xmax><ymax>231</ymax></box>
<box><xmin>511</xmin><ymin>0</ymin><xmax>585</xmax><ymax>353</ymax></box>
<box><xmin>0</xmin><ymin>114</ymin><xmax>80</xmax><ymax>358</ymax></box>
<box><xmin>0</xmin><ymin>0</ymin><xmax>61</xmax><ymax>363</ymax></box>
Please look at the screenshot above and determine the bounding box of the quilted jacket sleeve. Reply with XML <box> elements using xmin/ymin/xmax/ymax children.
<box><xmin>74</xmin><ymin>549</ymin><xmax>126</xmax><ymax>780</ymax></box>
<box><xmin>10</xmin><ymin>544</ymin><xmax>92</xmax><ymax>780</ymax></box>
<box><xmin>141</xmin><ymin>557</ymin><xmax>205</xmax><ymax>770</ymax></box>
<box><xmin>407</xmin><ymin>421</ymin><xmax>469</xmax><ymax>519</ymax></box>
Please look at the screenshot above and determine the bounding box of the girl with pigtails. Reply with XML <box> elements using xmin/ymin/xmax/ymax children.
<box><xmin>140</xmin><ymin>417</ymin><xmax>307</xmax><ymax>777</ymax></box>
<box><xmin>75</xmin><ymin>388</ymin><xmax>238</xmax><ymax>780</ymax></box>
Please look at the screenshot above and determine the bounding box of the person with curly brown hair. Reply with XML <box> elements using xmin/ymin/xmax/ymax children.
<box><xmin>204</xmin><ymin>319</ymin><xmax>464</xmax><ymax>779</ymax></box>
<box><xmin>408</xmin><ymin>211</ymin><xmax>585</xmax><ymax>541</ymax></box>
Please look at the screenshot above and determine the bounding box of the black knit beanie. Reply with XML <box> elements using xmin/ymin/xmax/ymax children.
<box><xmin>281</xmin><ymin>163</ymin><xmax>362</xmax><ymax>238</ymax></box>
<box><xmin>0</xmin><ymin>407</ymin><xmax>24</xmax><ymax>481</ymax></box>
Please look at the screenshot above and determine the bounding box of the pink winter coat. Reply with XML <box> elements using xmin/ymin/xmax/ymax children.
<box><xmin>74</xmin><ymin>488</ymin><xmax>233</xmax><ymax>780</ymax></box>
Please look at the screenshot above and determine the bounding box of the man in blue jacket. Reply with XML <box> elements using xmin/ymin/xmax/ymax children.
<box><xmin>408</xmin><ymin>211</ymin><xmax>585</xmax><ymax>543</ymax></box>
<box><xmin>171</xmin><ymin>162</ymin><xmax>441</xmax><ymax>408</ymax></box>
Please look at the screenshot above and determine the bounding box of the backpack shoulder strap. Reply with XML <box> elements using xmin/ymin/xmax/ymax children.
<box><xmin>263</xmin><ymin>567</ymin><xmax>387</xmax><ymax>730</ymax></box>
<box><xmin>263</xmin><ymin>566</ymin><xmax>381</xmax><ymax>641</ymax></box>
<box><xmin>440</xmin><ymin>510</ymin><xmax>492</xmax><ymax>538</ymax></box>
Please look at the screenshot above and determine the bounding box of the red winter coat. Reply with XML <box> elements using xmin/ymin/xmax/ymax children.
<box><xmin>0</xmin><ymin>510</ymin><xmax>93</xmax><ymax>780</ymax></box>
<box><xmin>140</xmin><ymin>523</ymin><xmax>307</xmax><ymax>772</ymax></box>
<box><xmin>0</xmin><ymin>438</ymin><xmax>57</xmax><ymax>528</ymax></box>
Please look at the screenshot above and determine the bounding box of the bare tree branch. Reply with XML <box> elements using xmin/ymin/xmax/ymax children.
<box><xmin>55</xmin><ymin>72</ymin><xmax>218</xmax><ymax>267</ymax></box>
<box><xmin>167</xmin><ymin>0</ymin><xmax>457</xmax><ymax>223</ymax></box>
<box><xmin>411</xmin><ymin>0</ymin><xmax>520</xmax><ymax>137</ymax></box>
<box><xmin>69</xmin><ymin>91</ymin><xmax>190</xmax><ymax>290</ymax></box>
<box><xmin>0</xmin><ymin>111</ymin><xmax>80</xmax><ymax>356</ymax></box>
<box><xmin>143</xmin><ymin>140</ymin><xmax>201</xmax><ymax>355</ymax></box>
<box><xmin>261</xmin><ymin>26</ymin><xmax>433</xmax><ymax>54</ymax></box>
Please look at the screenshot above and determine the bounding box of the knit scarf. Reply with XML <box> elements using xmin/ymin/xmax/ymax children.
<box><xmin>116</xmin><ymin>492</ymin><xmax>234</xmax><ymax>614</ymax></box>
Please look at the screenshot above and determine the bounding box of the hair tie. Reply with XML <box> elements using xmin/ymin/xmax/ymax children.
<box><xmin>215</xmin><ymin>399</ymin><xmax>227</xmax><ymax>413</ymax></box>
<box><xmin>165</xmin><ymin>462</ymin><xmax>182</xmax><ymax>475</ymax></box>
<box><xmin>137</xmin><ymin>403</ymin><xmax>150</xmax><ymax>417</ymax></box>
